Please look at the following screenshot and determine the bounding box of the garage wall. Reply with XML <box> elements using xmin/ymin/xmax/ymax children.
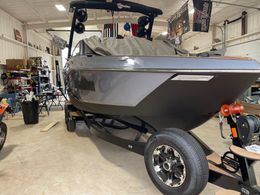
<box><xmin>27</xmin><ymin>30</ymin><xmax>53</xmax><ymax>68</ymax></box>
<box><xmin>0</xmin><ymin>8</ymin><xmax>56</xmax><ymax>83</ymax></box>
<box><xmin>181</xmin><ymin>29</ymin><xmax>213</xmax><ymax>53</ymax></box>
<box><xmin>27</xmin><ymin>30</ymin><xmax>55</xmax><ymax>83</ymax></box>
<box><xmin>214</xmin><ymin>10</ymin><xmax>260</xmax><ymax>43</ymax></box>
<box><xmin>225</xmin><ymin>41</ymin><xmax>260</xmax><ymax>62</ymax></box>
<box><xmin>181</xmin><ymin>7</ymin><xmax>260</xmax><ymax>57</ymax></box>
<box><xmin>0</xmin><ymin>9</ymin><xmax>26</xmax><ymax>64</ymax></box>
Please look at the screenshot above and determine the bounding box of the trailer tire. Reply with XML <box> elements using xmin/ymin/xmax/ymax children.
<box><xmin>0</xmin><ymin>122</ymin><xmax>7</xmax><ymax>151</ymax></box>
<box><xmin>67</xmin><ymin>119</ymin><xmax>76</xmax><ymax>132</ymax></box>
<box><xmin>64</xmin><ymin>101</ymin><xmax>78</xmax><ymax>122</ymax></box>
<box><xmin>64</xmin><ymin>103</ymin><xmax>69</xmax><ymax>123</ymax></box>
<box><xmin>144</xmin><ymin>129</ymin><xmax>208</xmax><ymax>195</ymax></box>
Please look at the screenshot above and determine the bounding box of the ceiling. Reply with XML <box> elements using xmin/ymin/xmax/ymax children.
<box><xmin>0</xmin><ymin>0</ymin><xmax>260</xmax><ymax>30</ymax></box>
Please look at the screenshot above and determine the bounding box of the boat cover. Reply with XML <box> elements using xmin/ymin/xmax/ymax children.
<box><xmin>83</xmin><ymin>36</ymin><xmax>187</xmax><ymax>56</ymax></box>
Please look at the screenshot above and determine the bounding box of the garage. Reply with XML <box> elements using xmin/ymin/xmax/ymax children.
<box><xmin>0</xmin><ymin>0</ymin><xmax>260</xmax><ymax>194</ymax></box>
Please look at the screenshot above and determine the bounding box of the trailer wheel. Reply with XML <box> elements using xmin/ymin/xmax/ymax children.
<box><xmin>67</xmin><ymin>119</ymin><xmax>76</xmax><ymax>132</ymax></box>
<box><xmin>64</xmin><ymin>101</ymin><xmax>78</xmax><ymax>122</ymax></box>
<box><xmin>0</xmin><ymin>122</ymin><xmax>7</xmax><ymax>151</ymax></box>
<box><xmin>64</xmin><ymin>104</ymin><xmax>69</xmax><ymax>123</ymax></box>
<box><xmin>144</xmin><ymin>129</ymin><xmax>208</xmax><ymax>195</ymax></box>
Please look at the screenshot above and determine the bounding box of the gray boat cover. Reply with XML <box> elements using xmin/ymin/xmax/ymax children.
<box><xmin>83</xmin><ymin>36</ymin><xmax>186</xmax><ymax>56</ymax></box>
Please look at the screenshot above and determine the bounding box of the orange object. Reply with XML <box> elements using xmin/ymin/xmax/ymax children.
<box><xmin>220</xmin><ymin>103</ymin><xmax>244</xmax><ymax>117</ymax></box>
<box><xmin>220</xmin><ymin>104</ymin><xmax>230</xmax><ymax>117</ymax></box>
<box><xmin>0</xmin><ymin>104</ymin><xmax>9</xmax><ymax>115</ymax></box>
<box><xmin>231</xmin><ymin>103</ymin><xmax>244</xmax><ymax>115</ymax></box>
<box><xmin>231</xmin><ymin>127</ymin><xmax>238</xmax><ymax>138</ymax></box>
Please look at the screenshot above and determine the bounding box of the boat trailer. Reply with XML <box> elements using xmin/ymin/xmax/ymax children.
<box><xmin>65</xmin><ymin>101</ymin><xmax>260</xmax><ymax>195</ymax></box>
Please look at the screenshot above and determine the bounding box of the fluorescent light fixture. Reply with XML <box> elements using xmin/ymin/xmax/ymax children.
<box><xmin>161</xmin><ymin>31</ymin><xmax>168</xmax><ymax>36</ymax></box>
<box><xmin>55</xmin><ymin>4</ymin><xmax>66</xmax><ymax>12</ymax></box>
<box><xmin>189</xmin><ymin>8</ymin><xmax>195</xmax><ymax>14</ymax></box>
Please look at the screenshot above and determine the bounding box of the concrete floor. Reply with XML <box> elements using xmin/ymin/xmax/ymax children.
<box><xmin>0</xmin><ymin>110</ymin><xmax>259</xmax><ymax>195</ymax></box>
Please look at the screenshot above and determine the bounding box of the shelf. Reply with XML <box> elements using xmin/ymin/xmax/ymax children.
<box><xmin>0</xmin><ymin>34</ymin><xmax>55</xmax><ymax>58</ymax></box>
<box><xmin>0</xmin><ymin>34</ymin><xmax>27</xmax><ymax>47</ymax></box>
<box><xmin>8</xmin><ymin>77</ymin><xmax>31</xmax><ymax>80</ymax></box>
<box><xmin>7</xmin><ymin>70</ymin><xmax>30</xmax><ymax>73</ymax></box>
<box><xmin>20</xmin><ymin>85</ymin><xmax>31</xmax><ymax>87</ymax></box>
<box><xmin>39</xmin><ymin>75</ymin><xmax>49</xmax><ymax>78</ymax></box>
<box><xmin>19</xmin><ymin>69</ymin><xmax>31</xmax><ymax>72</ymax></box>
<box><xmin>28</xmin><ymin>46</ymin><xmax>54</xmax><ymax>57</ymax></box>
<box><xmin>33</xmin><ymin>66</ymin><xmax>50</xmax><ymax>70</ymax></box>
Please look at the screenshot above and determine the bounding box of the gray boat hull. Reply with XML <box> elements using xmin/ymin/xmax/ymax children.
<box><xmin>64</xmin><ymin>55</ymin><xmax>260</xmax><ymax>130</ymax></box>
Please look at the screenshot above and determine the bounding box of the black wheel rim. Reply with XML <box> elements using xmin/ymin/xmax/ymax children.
<box><xmin>152</xmin><ymin>145</ymin><xmax>186</xmax><ymax>187</ymax></box>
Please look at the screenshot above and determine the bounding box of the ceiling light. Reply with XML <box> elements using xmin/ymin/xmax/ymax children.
<box><xmin>161</xmin><ymin>31</ymin><xmax>168</xmax><ymax>36</ymax></box>
<box><xmin>189</xmin><ymin>9</ymin><xmax>195</xmax><ymax>14</ymax></box>
<box><xmin>55</xmin><ymin>4</ymin><xmax>66</xmax><ymax>12</ymax></box>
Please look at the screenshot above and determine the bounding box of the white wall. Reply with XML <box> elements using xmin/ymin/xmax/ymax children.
<box><xmin>214</xmin><ymin>9</ymin><xmax>260</xmax><ymax>43</ymax></box>
<box><xmin>0</xmin><ymin>9</ymin><xmax>26</xmax><ymax>64</ymax></box>
<box><xmin>0</xmin><ymin>8</ymin><xmax>56</xmax><ymax>84</ymax></box>
<box><xmin>181</xmin><ymin>6</ymin><xmax>260</xmax><ymax>58</ymax></box>
<box><xmin>27</xmin><ymin>30</ymin><xmax>53</xmax><ymax>68</ymax></box>
<box><xmin>181</xmin><ymin>29</ymin><xmax>213</xmax><ymax>53</ymax></box>
<box><xmin>225</xmin><ymin>41</ymin><xmax>260</xmax><ymax>63</ymax></box>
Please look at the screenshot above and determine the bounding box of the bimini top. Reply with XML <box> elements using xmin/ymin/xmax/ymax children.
<box><xmin>70</xmin><ymin>0</ymin><xmax>163</xmax><ymax>17</ymax></box>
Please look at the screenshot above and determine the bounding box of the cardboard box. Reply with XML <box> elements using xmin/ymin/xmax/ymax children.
<box><xmin>6</xmin><ymin>59</ymin><xmax>27</xmax><ymax>70</ymax></box>
<box><xmin>27</xmin><ymin>59</ymin><xmax>34</xmax><ymax>68</ymax></box>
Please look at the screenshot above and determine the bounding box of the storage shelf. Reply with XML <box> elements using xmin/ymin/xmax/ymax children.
<box><xmin>8</xmin><ymin>77</ymin><xmax>31</xmax><ymax>80</ymax></box>
<box><xmin>28</xmin><ymin>46</ymin><xmax>54</xmax><ymax>57</ymax></box>
<box><xmin>0</xmin><ymin>34</ymin><xmax>55</xmax><ymax>58</ymax></box>
<box><xmin>0</xmin><ymin>34</ymin><xmax>27</xmax><ymax>47</ymax></box>
<box><xmin>39</xmin><ymin>75</ymin><xmax>49</xmax><ymax>78</ymax></box>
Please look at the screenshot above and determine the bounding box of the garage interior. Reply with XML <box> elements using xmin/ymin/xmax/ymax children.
<box><xmin>0</xmin><ymin>0</ymin><xmax>260</xmax><ymax>195</ymax></box>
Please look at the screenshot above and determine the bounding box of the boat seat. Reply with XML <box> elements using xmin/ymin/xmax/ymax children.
<box><xmin>215</xmin><ymin>189</ymin><xmax>240</xmax><ymax>195</ymax></box>
<box><xmin>230</xmin><ymin>145</ymin><xmax>260</xmax><ymax>161</ymax></box>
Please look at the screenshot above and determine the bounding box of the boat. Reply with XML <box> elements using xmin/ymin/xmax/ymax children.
<box><xmin>65</xmin><ymin>52</ymin><xmax>260</xmax><ymax>131</ymax></box>
<box><xmin>61</xmin><ymin>1</ymin><xmax>260</xmax><ymax>195</ymax></box>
